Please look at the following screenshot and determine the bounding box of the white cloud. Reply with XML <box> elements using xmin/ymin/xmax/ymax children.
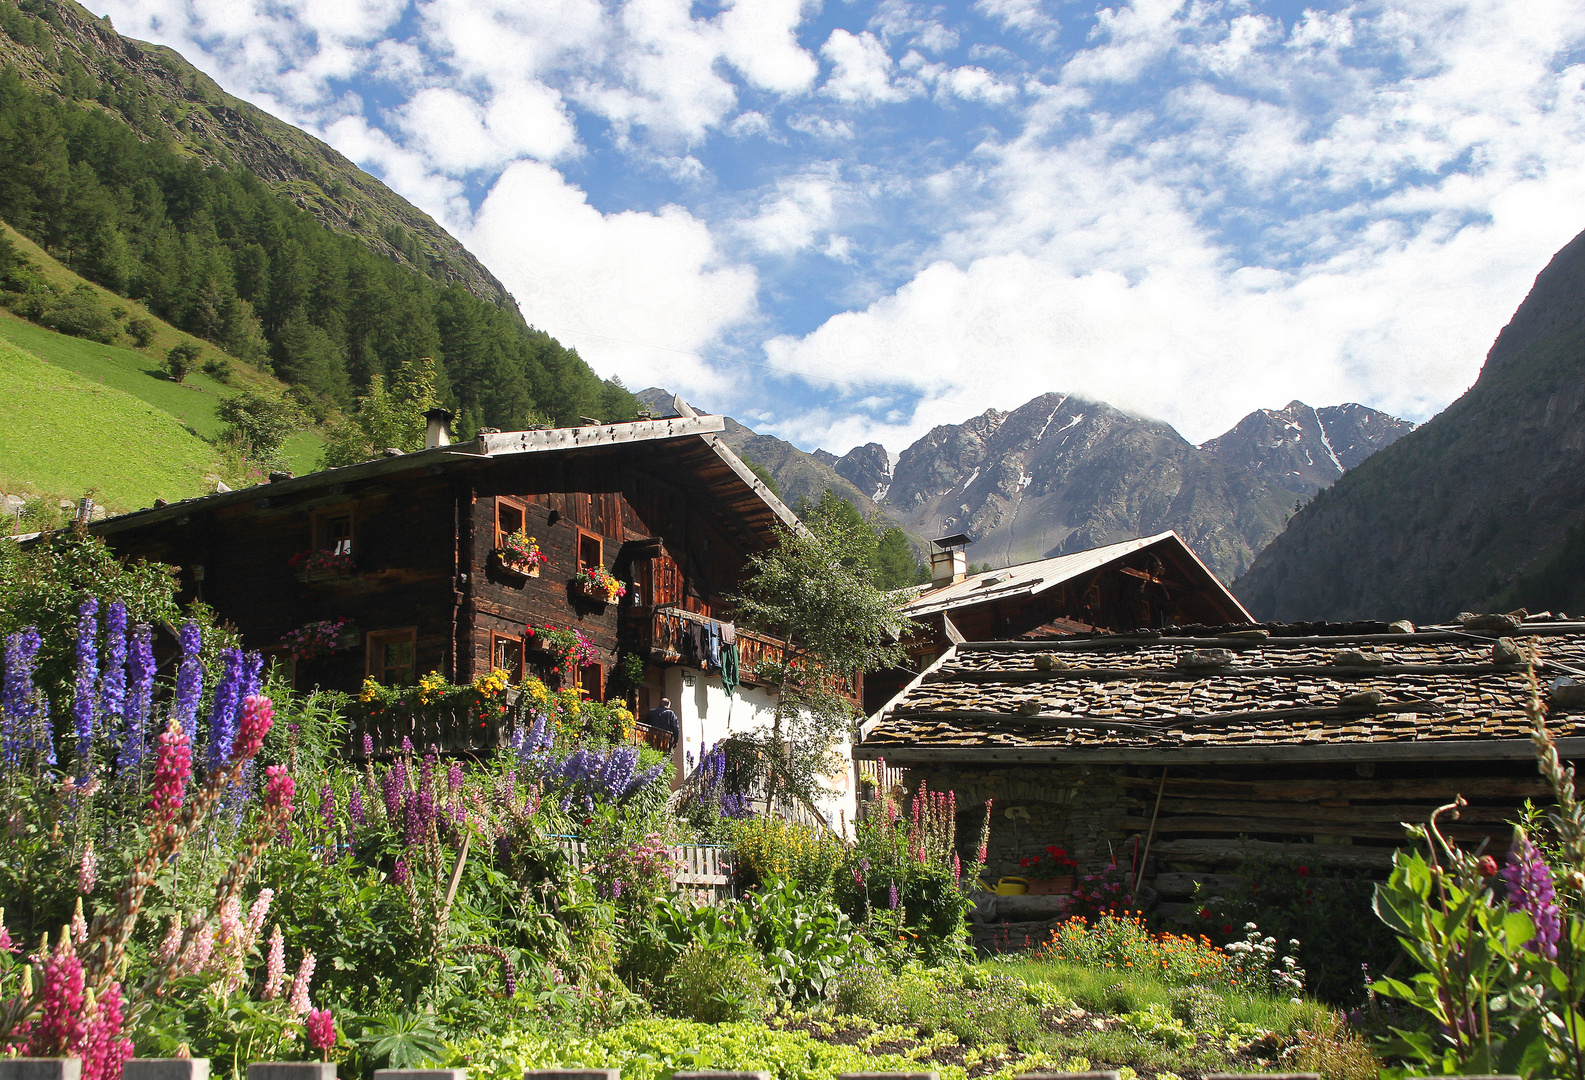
<box><xmin>821</xmin><ymin>29</ymin><xmax>907</xmax><ymax>104</ymax></box>
<box><xmin>461</xmin><ymin>162</ymin><xmax>760</xmax><ymax>401</ymax></box>
<box><xmin>395</xmin><ymin>85</ymin><xmax>578</xmax><ymax>171</ymax></box>
<box><xmin>738</xmin><ymin>171</ymin><xmax>846</xmax><ymax>254</ymax></box>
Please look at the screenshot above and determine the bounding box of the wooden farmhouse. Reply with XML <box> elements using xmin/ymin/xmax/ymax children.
<box><xmin>87</xmin><ymin>413</ymin><xmax>857</xmax><ymax>823</ymax></box>
<box><xmin>857</xmin><ymin>615</ymin><xmax>1584</xmax><ymax>929</ymax></box>
<box><xmin>862</xmin><ymin>531</ymin><xmax>1255</xmax><ymax>714</ymax></box>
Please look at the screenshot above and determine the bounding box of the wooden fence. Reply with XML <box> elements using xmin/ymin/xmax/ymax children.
<box><xmin>557</xmin><ymin>840</ymin><xmax>735</xmax><ymax>903</ymax></box>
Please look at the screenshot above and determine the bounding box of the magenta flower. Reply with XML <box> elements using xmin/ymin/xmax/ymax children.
<box><xmin>233</xmin><ymin>695</ymin><xmax>274</xmax><ymax>764</ymax></box>
<box><xmin>305</xmin><ymin>1008</ymin><xmax>336</xmax><ymax>1060</ymax></box>
<box><xmin>29</xmin><ymin>940</ymin><xmax>86</xmax><ymax>1056</ymax></box>
<box><xmin>1503</xmin><ymin>831</ymin><xmax>1562</xmax><ymax>960</ymax></box>
<box><xmin>148</xmin><ymin>720</ymin><xmax>194</xmax><ymax>821</ymax></box>
<box><xmin>265</xmin><ymin>766</ymin><xmax>296</xmax><ymax>818</ymax></box>
<box><xmin>81</xmin><ymin>980</ymin><xmax>133</xmax><ymax>1080</ymax></box>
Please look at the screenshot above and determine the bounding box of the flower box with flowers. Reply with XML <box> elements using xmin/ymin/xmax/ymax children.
<box><xmin>289</xmin><ymin>549</ymin><xmax>357</xmax><ymax>583</ymax></box>
<box><xmin>280</xmin><ymin>618</ymin><xmax>355</xmax><ymax>663</ymax></box>
<box><xmin>1019</xmin><ymin>846</ymin><xmax>1079</xmax><ymax>893</ymax></box>
<box><xmin>493</xmin><ymin>531</ymin><xmax>546</xmax><ymax>578</ymax></box>
<box><xmin>572</xmin><ymin>565</ymin><xmax>626</xmax><ymax>603</ymax></box>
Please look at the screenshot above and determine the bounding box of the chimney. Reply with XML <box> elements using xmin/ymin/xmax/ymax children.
<box><xmin>929</xmin><ymin>533</ymin><xmax>970</xmax><ymax>588</ymax></box>
<box><xmin>424</xmin><ymin>408</ymin><xmax>455</xmax><ymax>449</ymax></box>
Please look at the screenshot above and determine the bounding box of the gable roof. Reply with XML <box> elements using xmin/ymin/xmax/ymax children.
<box><xmin>902</xmin><ymin>530</ymin><xmax>1253</xmax><ymax>624</ymax></box>
<box><xmin>857</xmin><ymin>619</ymin><xmax>1585</xmax><ymax>764</ymax></box>
<box><xmin>88</xmin><ymin>415</ymin><xmax>804</xmax><ymax>550</ymax></box>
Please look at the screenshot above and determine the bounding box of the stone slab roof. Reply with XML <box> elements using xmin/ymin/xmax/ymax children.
<box><xmin>856</xmin><ymin>619</ymin><xmax>1585</xmax><ymax>764</ymax></box>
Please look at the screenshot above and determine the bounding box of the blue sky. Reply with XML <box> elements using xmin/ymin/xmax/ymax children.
<box><xmin>84</xmin><ymin>0</ymin><xmax>1585</xmax><ymax>455</ymax></box>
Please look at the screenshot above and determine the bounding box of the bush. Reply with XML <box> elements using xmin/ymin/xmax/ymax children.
<box><xmin>659</xmin><ymin>943</ymin><xmax>772</xmax><ymax>1023</ymax></box>
<box><xmin>164</xmin><ymin>340</ymin><xmax>200</xmax><ymax>382</ymax></box>
<box><xmin>39</xmin><ymin>284</ymin><xmax>118</xmax><ymax>342</ymax></box>
<box><xmin>202</xmin><ymin>355</ymin><xmax>234</xmax><ymax>382</ymax></box>
<box><xmin>731</xmin><ymin>816</ymin><xmax>846</xmax><ymax>894</ymax></box>
<box><xmin>126</xmin><ymin>315</ymin><xmax>155</xmax><ymax>347</ymax></box>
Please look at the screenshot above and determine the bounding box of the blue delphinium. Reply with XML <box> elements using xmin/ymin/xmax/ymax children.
<box><xmin>172</xmin><ymin>621</ymin><xmax>203</xmax><ymax>738</ymax></box>
<box><xmin>72</xmin><ymin>598</ymin><xmax>99</xmax><ymax>769</ymax></box>
<box><xmin>118</xmin><ymin>625</ymin><xmax>156</xmax><ymax>776</ymax></box>
<box><xmin>207</xmin><ymin>647</ymin><xmax>245</xmax><ymax>771</ymax></box>
<box><xmin>99</xmin><ymin>601</ymin><xmax>127</xmax><ymax>754</ymax></box>
<box><xmin>1502</xmin><ymin>830</ymin><xmax>1562</xmax><ymax>960</ymax></box>
<box><xmin>2</xmin><ymin>628</ymin><xmax>45</xmax><ymax>767</ymax></box>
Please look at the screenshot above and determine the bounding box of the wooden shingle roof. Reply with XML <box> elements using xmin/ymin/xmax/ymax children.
<box><xmin>857</xmin><ymin>620</ymin><xmax>1585</xmax><ymax>764</ymax></box>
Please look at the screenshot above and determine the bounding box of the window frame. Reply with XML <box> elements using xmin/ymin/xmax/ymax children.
<box><xmin>311</xmin><ymin>504</ymin><xmax>356</xmax><ymax>557</ymax></box>
<box><xmin>494</xmin><ymin>496</ymin><xmax>528</xmax><ymax>550</ymax></box>
<box><xmin>490</xmin><ymin>631</ymin><xmax>525</xmax><ymax>682</ymax></box>
<box><xmin>577</xmin><ymin>528</ymin><xmax>603</xmax><ymax>572</ymax></box>
<box><xmin>578</xmin><ymin>662</ymin><xmax>604</xmax><ymax>702</ymax></box>
<box><xmin>365</xmin><ymin>627</ymin><xmax>418</xmax><ymax>686</ymax></box>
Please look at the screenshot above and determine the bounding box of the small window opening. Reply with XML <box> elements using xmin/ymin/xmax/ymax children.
<box><xmin>314</xmin><ymin>510</ymin><xmax>354</xmax><ymax>556</ymax></box>
<box><xmin>491</xmin><ymin>633</ymin><xmax>524</xmax><ymax>682</ymax></box>
<box><xmin>495</xmin><ymin>498</ymin><xmax>526</xmax><ymax>547</ymax></box>
<box><xmin>578</xmin><ymin>531</ymin><xmax>602</xmax><ymax>571</ymax></box>
<box><xmin>366</xmin><ymin>628</ymin><xmax>417</xmax><ymax>685</ymax></box>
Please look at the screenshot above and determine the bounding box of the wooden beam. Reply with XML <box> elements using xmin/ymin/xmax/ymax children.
<box><xmin>851</xmin><ymin>737</ymin><xmax>1585</xmax><ymax>764</ymax></box>
<box><xmin>926</xmin><ymin>662</ymin><xmax>1524</xmax><ymax>683</ymax></box>
<box><xmin>1147</xmin><ymin>838</ymin><xmax>1396</xmax><ymax>871</ymax></box>
<box><xmin>474</xmin><ymin>415</ymin><xmax>725</xmax><ymax>456</ymax></box>
<box><xmin>1115</xmin><ymin>774</ymin><xmax>1551</xmax><ymax>801</ymax></box>
<box><xmin>895</xmin><ymin>699</ymin><xmax>1454</xmax><ymax>730</ymax></box>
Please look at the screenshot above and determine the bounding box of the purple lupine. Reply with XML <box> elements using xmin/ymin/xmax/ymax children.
<box><xmin>172</xmin><ymin>622</ymin><xmax>204</xmax><ymax>738</ymax></box>
<box><xmin>241</xmin><ymin>652</ymin><xmax>264</xmax><ymax>701</ymax></box>
<box><xmin>120</xmin><ymin>625</ymin><xmax>155</xmax><ymax>770</ymax></box>
<box><xmin>1502</xmin><ymin>831</ymin><xmax>1562</xmax><ymax>960</ymax></box>
<box><xmin>392</xmin><ymin>857</ymin><xmax>409</xmax><ymax>885</ymax></box>
<box><xmin>207</xmin><ymin>648</ymin><xmax>245</xmax><ymax>772</ymax></box>
<box><xmin>319</xmin><ymin>784</ymin><xmax>336</xmax><ymax>830</ymax></box>
<box><xmin>99</xmin><ymin>602</ymin><xmax>127</xmax><ymax>748</ymax></box>
<box><xmin>382</xmin><ymin>766</ymin><xmax>402</xmax><ymax>820</ymax></box>
<box><xmin>401</xmin><ymin>790</ymin><xmax>422</xmax><ymax>846</ymax></box>
<box><xmin>348</xmin><ymin>787</ymin><xmax>365</xmax><ymax>827</ymax></box>
<box><xmin>400</xmin><ymin>736</ymin><xmax>413</xmax><ymax>754</ymax></box>
<box><xmin>448</xmin><ymin>763</ymin><xmax>463</xmax><ymax>794</ymax></box>
<box><xmin>2</xmin><ymin>628</ymin><xmax>45</xmax><ymax>766</ymax></box>
<box><xmin>72</xmin><ymin>599</ymin><xmax>99</xmax><ymax>768</ymax></box>
<box><xmin>362</xmin><ymin>733</ymin><xmax>374</xmax><ymax>758</ymax></box>
<box><xmin>888</xmin><ymin>882</ymin><xmax>899</xmax><ymax>909</ymax></box>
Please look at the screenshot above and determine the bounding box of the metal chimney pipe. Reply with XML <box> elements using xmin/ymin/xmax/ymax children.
<box><xmin>424</xmin><ymin>408</ymin><xmax>455</xmax><ymax>449</ymax></box>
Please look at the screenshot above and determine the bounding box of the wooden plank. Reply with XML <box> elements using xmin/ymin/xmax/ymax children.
<box><xmin>475</xmin><ymin>416</ymin><xmax>725</xmax><ymax>456</ymax></box>
<box><xmin>1148</xmin><ymin>838</ymin><xmax>1397</xmax><ymax>871</ymax></box>
<box><xmin>852</xmin><ymin>738</ymin><xmax>1585</xmax><ymax>764</ymax></box>
<box><xmin>1139</xmin><ymin>814</ymin><xmax>1503</xmax><ymax>841</ymax></box>
<box><xmin>1151</xmin><ymin>797</ymin><xmax>1519</xmax><ymax>824</ymax></box>
<box><xmin>928</xmin><ymin>663</ymin><xmax>1521</xmax><ymax>683</ymax></box>
<box><xmin>1115</xmin><ymin>774</ymin><xmax>1552</xmax><ymax>801</ymax></box>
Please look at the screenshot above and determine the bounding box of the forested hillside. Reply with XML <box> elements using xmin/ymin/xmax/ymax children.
<box><xmin>0</xmin><ymin>1</ymin><xmax>636</xmax><ymax>433</ymax></box>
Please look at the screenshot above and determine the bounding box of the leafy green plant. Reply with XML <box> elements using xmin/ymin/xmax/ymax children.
<box><xmin>659</xmin><ymin>943</ymin><xmax>772</xmax><ymax>1023</ymax></box>
<box><xmin>351</xmin><ymin>1011</ymin><xmax>451</xmax><ymax>1069</ymax></box>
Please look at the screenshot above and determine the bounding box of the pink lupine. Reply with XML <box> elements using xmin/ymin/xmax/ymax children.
<box><xmin>81</xmin><ymin>981</ymin><xmax>133</xmax><ymax>1080</ymax></box>
<box><xmin>217</xmin><ymin>896</ymin><xmax>241</xmax><ymax>950</ymax></box>
<box><xmin>28</xmin><ymin>938</ymin><xmax>86</xmax><ymax>1056</ymax></box>
<box><xmin>305</xmin><ymin>1008</ymin><xmax>336</xmax><ymax>1060</ymax></box>
<box><xmin>262</xmin><ymin>926</ymin><xmax>284</xmax><ymax>1001</ymax></box>
<box><xmin>287</xmin><ymin>949</ymin><xmax>316</xmax><ymax>1016</ymax></box>
<box><xmin>184</xmin><ymin>928</ymin><xmax>213</xmax><ymax>975</ymax></box>
<box><xmin>155</xmin><ymin>917</ymin><xmax>182</xmax><ymax>968</ymax></box>
<box><xmin>148</xmin><ymin>720</ymin><xmax>194</xmax><ymax>821</ymax></box>
<box><xmin>233</xmin><ymin>695</ymin><xmax>274</xmax><ymax>764</ymax></box>
<box><xmin>78</xmin><ymin>843</ymin><xmax>98</xmax><ymax>894</ymax></box>
<box><xmin>243</xmin><ymin>890</ymin><xmax>273</xmax><ymax>952</ymax></box>
<box><xmin>71</xmin><ymin>897</ymin><xmax>87</xmax><ymax>946</ymax></box>
<box><xmin>0</xmin><ymin>908</ymin><xmax>13</xmax><ymax>953</ymax></box>
<box><xmin>265</xmin><ymin>766</ymin><xmax>295</xmax><ymax>817</ymax></box>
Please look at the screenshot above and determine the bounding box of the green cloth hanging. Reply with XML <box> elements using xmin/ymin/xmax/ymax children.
<box><xmin>721</xmin><ymin>641</ymin><xmax>739</xmax><ymax>698</ymax></box>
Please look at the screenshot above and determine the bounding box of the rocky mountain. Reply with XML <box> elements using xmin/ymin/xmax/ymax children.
<box><xmin>636</xmin><ymin>388</ymin><xmax>887</xmax><ymax>518</ymax></box>
<box><xmin>1235</xmin><ymin>225</ymin><xmax>1585</xmax><ymax>623</ymax></box>
<box><xmin>0</xmin><ymin>0</ymin><xmax>513</xmax><ymax>309</ymax></box>
<box><xmin>1200</xmin><ymin>401</ymin><xmax>1414</xmax><ymax>498</ymax></box>
<box><xmin>878</xmin><ymin>393</ymin><xmax>1298</xmax><ymax>582</ymax></box>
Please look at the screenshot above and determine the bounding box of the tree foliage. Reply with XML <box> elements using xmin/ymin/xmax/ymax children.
<box><xmin>0</xmin><ymin>62</ymin><xmax>637</xmax><ymax>430</ymax></box>
<box><xmin>217</xmin><ymin>389</ymin><xmax>301</xmax><ymax>469</ymax></box>
<box><xmin>319</xmin><ymin>358</ymin><xmax>440</xmax><ymax>468</ymax></box>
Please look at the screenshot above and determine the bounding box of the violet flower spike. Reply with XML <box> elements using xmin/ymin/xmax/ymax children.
<box><xmin>206</xmin><ymin>647</ymin><xmax>245</xmax><ymax>772</ymax></box>
<box><xmin>99</xmin><ymin>601</ymin><xmax>127</xmax><ymax>750</ymax></box>
<box><xmin>1502</xmin><ymin>830</ymin><xmax>1562</xmax><ymax>960</ymax></box>
<box><xmin>72</xmin><ymin>599</ymin><xmax>99</xmax><ymax>770</ymax></box>
<box><xmin>119</xmin><ymin>625</ymin><xmax>155</xmax><ymax>775</ymax></box>
<box><xmin>172</xmin><ymin>622</ymin><xmax>204</xmax><ymax>739</ymax></box>
<box><xmin>2</xmin><ymin>628</ymin><xmax>45</xmax><ymax>767</ymax></box>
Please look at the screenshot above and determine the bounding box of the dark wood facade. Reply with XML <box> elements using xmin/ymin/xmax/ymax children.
<box><xmin>89</xmin><ymin>419</ymin><xmax>799</xmax><ymax>715</ymax></box>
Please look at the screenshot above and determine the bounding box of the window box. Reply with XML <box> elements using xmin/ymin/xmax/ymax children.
<box><xmin>493</xmin><ymin>550</ymin><xmax>542</xmax><ymax>578</ymax></box>
<box><xmin>572</xmin><ymin>565</ymin><xmax>625</xmax><ymax>603</ymax></box>
<box><xmin>290</xmin><ymin>549</ymin><xmax>358</xmax><ymax>583</ymax></box>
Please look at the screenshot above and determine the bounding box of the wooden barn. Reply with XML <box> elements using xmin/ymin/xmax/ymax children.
<box><xmin>86</xmin><ymin>414</ymin><xmax>848</xmax><ymax>808</ymax></box>
<box><xmin>862</xmin><ymin>531</ymin><xmax>1254</xmax><ymax>714</ymax></box>
<box><xmin>856</xmin><ymin>615</ymin><xmax>1585</xmax><ymax>932</ymax></box>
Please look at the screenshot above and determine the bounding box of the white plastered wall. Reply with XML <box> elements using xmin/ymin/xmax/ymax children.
<box><xmin>660</xmin><ymin>665</ymin><xmax>856</xmax><ymax>835</ymax></box>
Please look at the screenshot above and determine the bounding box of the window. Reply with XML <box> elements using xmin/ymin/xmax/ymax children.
<box><xmin>578</xmin><ymin>529</ymin><xmax>602</xmax><ymax>571</ymax></box>
<box><xmin>366</xmin><ymin>628</ymin><xmax>417</xmax><ymax>685</ymax></box>
<box><xmin>495</xmin><ymin>497</ymin><xmax>526</xmax><ymax>548</ymax></box>
<box><xmin>313</xmin><ymin>507</ymin><xmax>355</xmax><ymax>556</ymax></box>
<box><xmin>491</xmin><ymin>633</ymin><xmax>524</xmax><ymax>682</ymax></box>
<box><xmin>578</xmin><ymin>662</ymin><xmax>604</xmax><ymax>702</ymax></box>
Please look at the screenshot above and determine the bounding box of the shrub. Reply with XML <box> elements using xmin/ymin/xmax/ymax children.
<box><xmin>164</xmin><ymin>340</ymin><xmax>201</xmax><ymax>382</ymax></box>
<box><xmin>39</xmin><ymin>285</ymin><xmax>118</xmax><ymax>343</ymax></box>
<box><xmin>731</xmin><ymin>816</ymin><xmax>846</xmax><ymax>894</ymax></box>
<box><xmin>659</xmin><ymin>943</ymin><xmax>772</xmax><ymax>1023</ymax></box>
<box><xmin>202</xmin><ymin>355</ymin><xmax>234</xmax><ymax>382</ymax></box>
<box><xmin>125</xmin><ymin>316</ymin><xmax>155</xmax><ymax>348</ymax></box>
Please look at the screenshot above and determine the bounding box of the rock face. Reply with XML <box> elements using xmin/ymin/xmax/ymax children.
<box><xmin>1235</xmin><ymin>225</ymin><xmax>1585</xmax><ymax>623</ymax></box>
<box><xmin>878</xmin><ymin>393</ymin><xmax>1296</xmax><ymax>582</ymax></box>
<box><xmin>832</xmin><ymin>443</ymin><xmax>892</xmax><ymax>501</ymax></box>
<box><xmin>0</xmin><ymin>0</ymin><xmax>515</xmax><ymax>309</ymax></box>
<box><xmin>1199</xmin><ymin>401</ymin><xmax>1413</xmax><ymax>498</ymax></box>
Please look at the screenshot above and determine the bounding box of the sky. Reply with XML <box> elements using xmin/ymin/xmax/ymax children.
<box><xmin>80</xmin><ymin>0</ymin><xmax>1585</xmax><ymax>456</ymax></box>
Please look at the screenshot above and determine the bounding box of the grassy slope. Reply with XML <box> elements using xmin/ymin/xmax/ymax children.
<box><xmin>0</xmin><ymin>335</ymin><xmax>221</xmax><ymax>510</ymax></box>
<box><xmin>0</xmin><ymin>221</ymin><xmax>322</xmax><ymax>475</ymax></box>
